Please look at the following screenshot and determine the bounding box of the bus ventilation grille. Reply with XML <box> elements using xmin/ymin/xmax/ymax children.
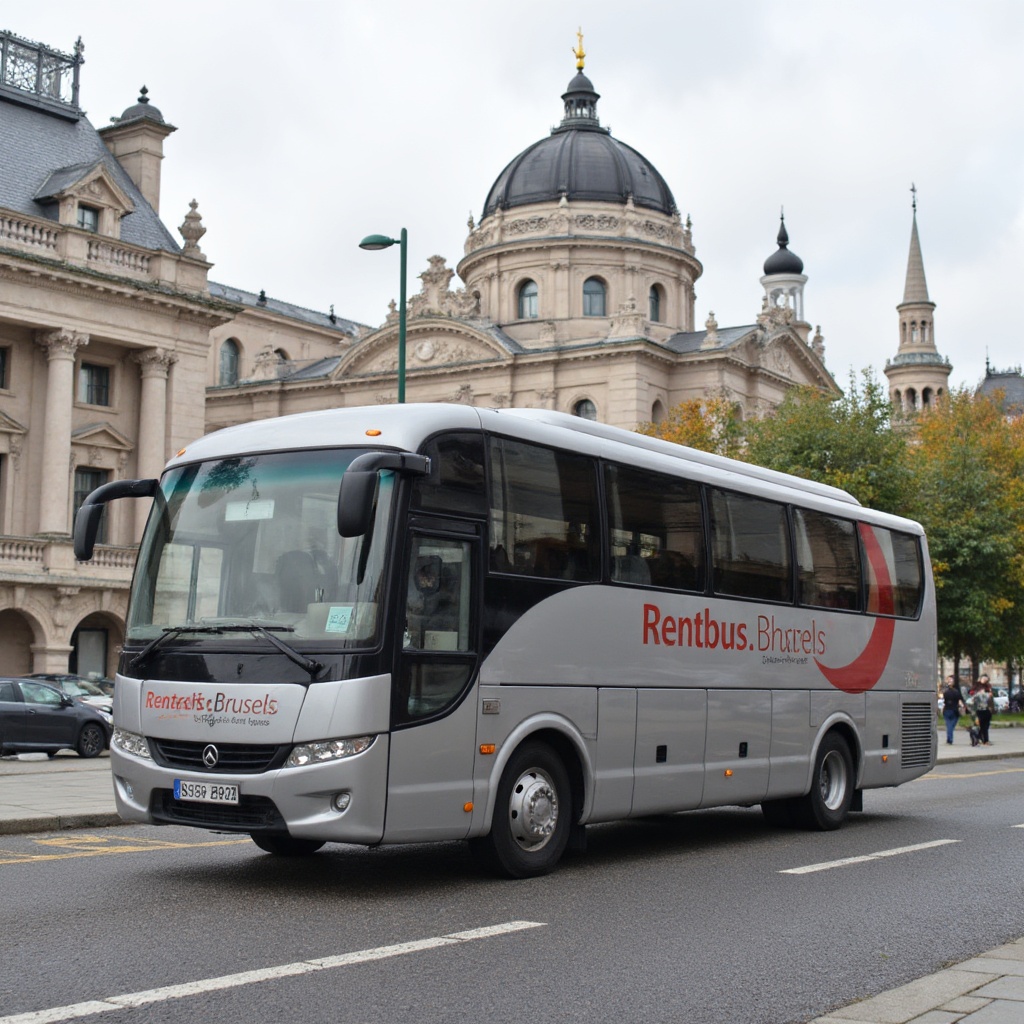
<box><xmin>149</xmin><ymin>739</ymin><xmax>287</xmax><ymax>774</ymax></box>
<box><xmin>900</xmin><ymin>703</ymin><xmax>934</xmax><ymax>769</ymax></box>
<box><xmin>153</xmin><ymin>791</ymin><xmax>285</xmax><ymax>831</ymax></box>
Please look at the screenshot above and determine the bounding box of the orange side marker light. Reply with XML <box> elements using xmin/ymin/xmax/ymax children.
<box><xmin>479</xmin><ymin>744</ymin><xmax>496</xmax><ymax>755</ymax></box>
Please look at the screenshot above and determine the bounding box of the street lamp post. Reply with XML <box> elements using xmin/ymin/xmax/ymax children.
<box><xmin>358</xmin><ymin>228</ymin><xmax>407</xmax><ymax>403</ymax></box>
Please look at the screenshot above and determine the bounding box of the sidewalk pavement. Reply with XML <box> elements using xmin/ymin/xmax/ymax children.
<box><xmin>2</xmin><ymin>725</ymin><xmax>1024</xmax><ymax>1023</ymax></box>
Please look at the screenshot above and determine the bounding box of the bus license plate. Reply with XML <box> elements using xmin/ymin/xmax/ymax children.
<box><xmin>174</xmin><ymin>780</ymin><xmax>239</xmax><ymax>805</ymax></box>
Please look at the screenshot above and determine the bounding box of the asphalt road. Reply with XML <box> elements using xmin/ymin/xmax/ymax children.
<box><xmin>2</xmin><ymin>760</ymin><xmax>1023</xmax><ymax>1024</ymax></box>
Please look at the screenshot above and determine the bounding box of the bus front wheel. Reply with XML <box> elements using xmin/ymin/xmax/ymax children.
<box><xmin>793</xmin><ymin>732</ymin><xmax>854</xmax><ymax>831</ymax></box>
<box><xmin>472</xmin><ymin>742</ymin><xmax>572</xmax><ymax>879</ymax></box>
<box><xmin>250</xmin><ymin>834</ymin><xmax>325</xmax><ymax>856</ymax></box>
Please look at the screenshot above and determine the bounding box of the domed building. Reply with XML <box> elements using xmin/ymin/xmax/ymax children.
<box><xmin>205</xmin><ymin>45</ymin><xmax>840</xmax><ymax>433</ymax></box>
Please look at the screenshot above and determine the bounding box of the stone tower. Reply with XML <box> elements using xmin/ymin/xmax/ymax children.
<box><xmin>884</xmin><ymin>192</ymin><xmax>951</xmax><ymax>413</ymax></box>
<box><xmin>760</xmin><ymin>212</ymin><xmax>810</xmax><ymax>343</ymax></box>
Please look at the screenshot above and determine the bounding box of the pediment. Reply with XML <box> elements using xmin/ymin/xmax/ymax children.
<box><xmin>336</xmin><ymin>319</ymin><xmax>510</xmax><ymax>380</ymax></box>
<box><xmin>35</xmin><ymin>161</ymin><xmax>135</xmax><ymax>216</ymax></box>
<box><xmin>0</xmin><ymin>410</ymin><xmax>27</xmax><ymax>435</ymax></box>
<box><xmin>71</xmin><ymin>422</ymin><xmax>134</xmax><ymax>452</ymax></box>
<box><xmin>755</xmin><ymin>331</ymin><xmax>838</xmax><ymax>393</ymax></box>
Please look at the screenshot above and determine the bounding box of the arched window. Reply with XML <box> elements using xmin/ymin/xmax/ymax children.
<box><xmin>583</xmin><ymin>277</ymin><xmax>606</xmax><ymax>317</ymax></box>
<box><xmin>219</xmin><ymin>339</ymin><xmax>240</xmax><ymax>385</ymax></box>
<box><xmin>517</xmin><ymin>280</ymin><xmax>538</xmax><ymax>319</ymax></box>
<box><xmin>651</xmin><ymin>400</ymin><xmax>666</xmax><ymax>424</ymax></box>
<box><xmin>574</xmin><ymin>398</ymin><xmax>597</xmax><ymax>421</ymax></box>
<box><xmin>649</xmin><ymin>285</ymin><xmax>663</xmax><ymax>323</ymax></box>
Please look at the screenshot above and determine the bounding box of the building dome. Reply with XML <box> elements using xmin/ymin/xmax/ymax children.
<box><xmin>481</xmin><ymin>65</ymin><xmax>677</xmax><ymax>219</ymax></box>
<box><xmin>763</xmin><ymin>214</ymin><xmax>804</xmax><ymax>275</ymax></box>
<box><xmin>116</xmin><ymin>85</ymin><xmax>165</xmax><ymax>124</ymax></box>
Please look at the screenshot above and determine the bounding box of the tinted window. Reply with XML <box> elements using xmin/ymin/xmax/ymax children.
<box><xmin>411</xmin><ymin>433</ymin><xmax>487</xmax><ymax>516</ymax></box>
<box><xmin>863</xmin><ymin>526</ymin><xmax>923</xmax><ymax>619</ymax></box>
<box><xmin>710</xmin><ymin>489</ymin><xmax>791</xmax><ymax>603</ymax></box>
<box><xmin>605</xmin><ymin>463</ymin><xmax>704</xmax><ymax>591</ymax></box>
<box><xmin>0</xmin><ymin>680</ymin><xmax>17</xmax><ymax>701</ymax></box>
<box><xmin>489</xmin><ymin>437</ymin><xmax>599</xmax><ymax>581</ymax></box>
<box><xmin>793</xmin><ymin>508</ymin><xmax>861</xmax><ymax>611</ymax></box>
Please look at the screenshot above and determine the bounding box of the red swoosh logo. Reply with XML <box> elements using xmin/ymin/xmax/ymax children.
<box><xmin>814</xmin><ymin>523</ymin><xmax>894</xmax><ymax>694</ymax></box>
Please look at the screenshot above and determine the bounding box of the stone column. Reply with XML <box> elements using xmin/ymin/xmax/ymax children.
<box><xmin>36</xmin><ymin>329</ymin><xmax>88</xmax><ymax>535</ymax></box>
<box><xmin>132</xmin><ymin>348</ymin><xmax>177</xmax><ymax>539</ymax></box>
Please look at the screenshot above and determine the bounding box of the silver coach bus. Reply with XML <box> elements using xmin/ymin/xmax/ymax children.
<box><xmin>75</xmin><ymin>404</ymin><xmax>937</xmax><ymax>877</ymax></box>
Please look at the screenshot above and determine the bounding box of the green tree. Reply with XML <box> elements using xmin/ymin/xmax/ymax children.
<box><xmin>743</xmin><ymin>369</ymin><xmax>913</xmax><ymax>515</ymax></box>
<box><xmin>908</xmin><ymin>389</ymin><xmax>1024</xmax><ymax>676</ymax></box>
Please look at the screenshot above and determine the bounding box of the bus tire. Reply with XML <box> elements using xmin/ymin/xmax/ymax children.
<box><xmin>250</xmin><ymin>834</ymin><xmax>325</xmax><ymax>856</ymax></box>
<box><xmin>472</xmin><ymin>742</ymin><xmax>572</xmax><ymax>879</ymax></box>
<box><xmin>793</xmin><ymin>732</ymin><xmax>853</xmax><ymax>831</ymax></box>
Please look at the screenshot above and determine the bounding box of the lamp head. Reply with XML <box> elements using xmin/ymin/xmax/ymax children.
<box><xmin>359</xmin><ymin>234</ymin><xmax>396</xmax><ymax>251</ymax></box>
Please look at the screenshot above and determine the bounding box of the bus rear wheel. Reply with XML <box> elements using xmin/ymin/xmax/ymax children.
<box><xmin>250</xmin><ymin>834</ymin><xmax>325</xmax><ymax>856</ymax></box>
<box><xmin>793</xmin><ymin>732</ymin><xmax>853</xmax><ymax>831</ymax></box>
<box><xmin>472</xmin><ymin>742</ymin><xmax>572</xmax><ymax>879</ymax></box>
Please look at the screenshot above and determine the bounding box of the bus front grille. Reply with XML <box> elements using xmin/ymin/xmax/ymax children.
<box><xmin>900</xmin><ymin>703</ymin><xmax>935</xmax><ymax>769</ymax></box>
<box><xmin>152</xmin><ymin>790</ymin><xmax>286</xmax><ymax>832</ymax></box>
<box><xmin>149</xmin><ymin>739</ymin><xmax>288</xmax><ymax>774</ymax></box>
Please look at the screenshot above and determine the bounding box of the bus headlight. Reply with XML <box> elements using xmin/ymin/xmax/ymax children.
<box><xmin>286</xmin><ymin>736</ymin><xmax>374</xmax><ymax>768</ymax></box>
<box><xmin>112</xmin><ymin>728</ymin><xmax>152</xmax><ymax>760</ymax></box>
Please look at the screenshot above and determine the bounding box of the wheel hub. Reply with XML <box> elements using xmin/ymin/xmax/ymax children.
<box><xmin>508</xmin><ymin>769</ymin><xmax>559</xmax><ymax>851</ymax></box>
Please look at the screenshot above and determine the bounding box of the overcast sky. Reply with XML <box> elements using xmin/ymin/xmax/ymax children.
<box><xmin>11</xmin><ymin>1</ymin><xmax>1023</xmax><ymax>391</ymax></box>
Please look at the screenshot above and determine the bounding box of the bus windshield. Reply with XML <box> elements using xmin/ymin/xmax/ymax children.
<box><xmin>126</xmin><ymin>448</ymin><xmax>395</xmax><ymax>645</ymax></box>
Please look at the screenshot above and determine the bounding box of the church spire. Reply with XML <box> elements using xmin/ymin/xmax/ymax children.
<box><xmin>884</xmin><ymin>187</ymin><xmax>951</xmax><ymax>415</ymax></box>
<box><xmin>902</xmin><ymin>185</ymin><xmax>930</xmax><ymax>304</ymax></box>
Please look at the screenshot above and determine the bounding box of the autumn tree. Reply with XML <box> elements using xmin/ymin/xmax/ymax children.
<box><xmin>638</xmin><ymin>395</ymin><xmax>745</xmax><ymax>458</ymax></box>
<box><xmin>907</xmin><ymin>388</ymin><xmax>1024</xmax><ymax>678</ymax></box>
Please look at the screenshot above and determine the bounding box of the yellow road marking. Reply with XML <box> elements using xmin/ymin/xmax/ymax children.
<box><xmin>920</xmin><ymin>766</ymin><xmax>1024</xmax><ymax>780</ymax></box>
<box><xmin>0</xmin><ymin>834</ymin><xmax>247</xmax><ymax>865</ymax></box>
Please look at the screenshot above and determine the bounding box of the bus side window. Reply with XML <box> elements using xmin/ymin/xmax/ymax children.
<box><xmin>710</xmin><ymin>489</ymin><xmax>791</xmax><ymax>603</ymax></box>
<box><xmin>792</xmin><ymin>508</ymin><xmax>861</xmax><ymax>611</ymax></box>
<box><xmin>864</xmin><ymin>526</ymin><xmax>923</xmax><ymax>619</ymax></box>
<box><xmin>604</xmin><ymin>463</ymin><xmax>704</xmax><ymax>591</ymax></box>
<box><xmin>411</xmin><ymin>433</ymin><xmax>487</xmax><ymax>516</ymax></box>
<box><xmin>488</xmin><ymin>437</ymin><xmax>599</xmax><ymax>582</ymax></box>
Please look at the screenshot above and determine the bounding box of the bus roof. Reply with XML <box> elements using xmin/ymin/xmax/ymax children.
<box><xmin>169</xmin><ymin>402</ymin><xmax>863</xmax><ymax>511</ymax></box>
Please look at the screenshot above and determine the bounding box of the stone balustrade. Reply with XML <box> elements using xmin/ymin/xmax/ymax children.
<box><xmin>0</xmin><ymin>535</ymin><xmax>135</xmax><ymax>582</ymax></box>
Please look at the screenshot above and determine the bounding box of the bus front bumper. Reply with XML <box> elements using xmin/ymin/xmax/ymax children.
<box><xmin>109</xmin><ymin>735</ymin><xmax>390</xmax><ymax>845</ymax></box>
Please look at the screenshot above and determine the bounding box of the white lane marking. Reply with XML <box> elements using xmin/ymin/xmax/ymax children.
<box><xmin>0</xmin><ymin>921</ymin><xmax>545</xmax><ymax>1024</ymax></box>
<box><xmin>780</xmin><ymin>839</ymin><xmax>960</xmax><ymax>875</ymax></box>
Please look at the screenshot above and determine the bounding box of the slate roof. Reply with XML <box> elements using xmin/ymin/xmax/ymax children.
<box><xmin>664</xmin><ymin>325</ymin><xmax>756</xmax><ymax>354</ymax></box>
<box><xmin>0</xmin><ymin>88</ymin><xmax>181</xmax><ymax>252</ymax></box>
<box><xmin>207</xmin><ymin>282</ymin><xmax>366</xmax><ymax>337</ymax></box>
<box><xmin>979</xmin><ymin>369</ymin><xmax>1024</xmax><ymax>415</ymax></box>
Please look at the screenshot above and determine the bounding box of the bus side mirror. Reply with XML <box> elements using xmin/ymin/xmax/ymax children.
<box><xmin>337</xmin><ymin>452</ymin><xmax>429</xmax><ymax>537</ymax></box>
<box><xmin>74</xmin><ymin>478</ymin><xmax>159</xmax><ymax>561</ymax></box>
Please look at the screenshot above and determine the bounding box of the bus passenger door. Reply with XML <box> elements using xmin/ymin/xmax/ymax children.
<box><xmin>384</xmin><ymin>528</ymin><xmax>480</xmax><ymax>843</ymax></box>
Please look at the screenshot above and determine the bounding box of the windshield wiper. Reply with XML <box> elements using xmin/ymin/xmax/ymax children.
<box><xmin>242</xmin><ymin>622</ymin><xmax>324</xmax><ymax>679</ymax></box>
<box><xmin>129</xmin><ymin>625</ymin><xmax>226</xmax><ymax>674</ymax></box>
<box><xmin>128</xmin><ymin>622</ymin><xmax>323</xmax><ymax>679</ymax></box>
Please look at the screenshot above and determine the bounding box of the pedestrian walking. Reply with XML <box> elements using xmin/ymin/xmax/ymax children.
<box><xmin>941</xmin><ymin>675</ymin><xmax>967</xmax><ymax>744</ymax></box>
<box><xmin>973</xmin><ymin>675</ymin><xmax>995</xmax><ymax>745</ymax></box>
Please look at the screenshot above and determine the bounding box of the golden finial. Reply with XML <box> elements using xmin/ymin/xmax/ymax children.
<box><xmin>574</xmin><ymin>28</ymin><xmax>585</xmax><ymax>71</ymax></box>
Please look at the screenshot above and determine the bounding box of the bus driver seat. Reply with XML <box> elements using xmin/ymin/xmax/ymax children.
<box><xmin>276</xmin><ymin>550</ymin><xmax>322</xmax><ymax>613</ymax></box>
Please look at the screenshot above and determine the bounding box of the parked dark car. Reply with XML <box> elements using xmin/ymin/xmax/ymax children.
<box><xmin>0</xmin><ymin>678</ymin><xmax>112</xmax><ymax>758</ymax></box>
<box><xmin>22</xmin><ymin>673</ymin><xmax>113</xmax><ymax>715</ymax></box>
